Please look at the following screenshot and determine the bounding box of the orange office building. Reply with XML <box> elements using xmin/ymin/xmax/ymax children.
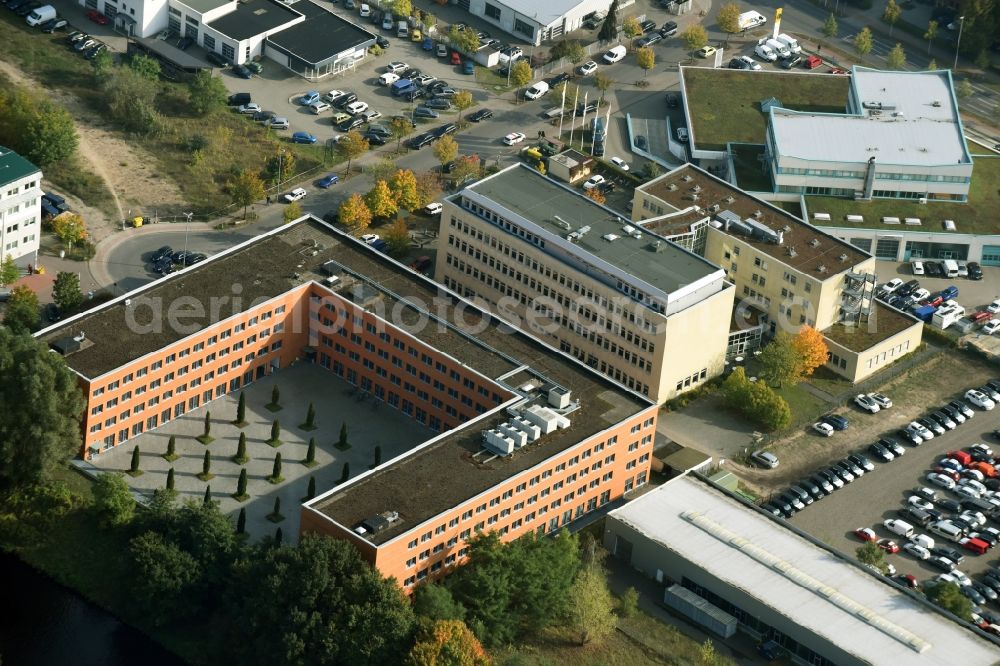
<box><xmin>38</xmin><ymin>216</ymin><xmax>656</xmax><ymax>585</ymax></box>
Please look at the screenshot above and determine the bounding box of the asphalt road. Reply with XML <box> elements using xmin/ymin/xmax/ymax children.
<box><xmin>789</xmin><ymin>392</ymin><xmax>1000</xmax><ymax>591</ymax></box>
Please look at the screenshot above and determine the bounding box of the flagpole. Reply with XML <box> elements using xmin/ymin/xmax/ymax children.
<box><xmin>557</xmin><ymin>83</ymin><xmax>567</xmax><ymax>137</ymax></box>
<box><xmin>580</xmin><ymin>91</ymin><xmax>589</xmax><ymax>150</ymax></box>
<box><xmin>591</xmin><ymin>98</ymin><xmax>600</xmax><ymax>156</ymax></box>
<box><xmin>568</xmin><ymin>86</ymin><xmax>580</xmax><ymax>146</ymax></box>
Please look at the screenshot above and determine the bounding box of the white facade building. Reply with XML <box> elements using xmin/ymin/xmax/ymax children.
<box><xmin>0</xmin><ymin>147</ymin><xmax>42</xmax><ymax>265</ymax></box>
<box><xmin>465</xmin><ymin>0</ymin><xmax>626</xmax><ymax>46</ymax></box>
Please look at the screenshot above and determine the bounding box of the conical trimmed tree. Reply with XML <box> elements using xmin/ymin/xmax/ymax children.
<box><xmin>198</xmin><ymin>411</ymin><xmax>214</xmax><ymax>444</ymax></box>
<box><xmin>307</xmin><ymin>475</ymin><xmax>316</xmax><ymax>500</ymax></box>
<box><xmin>236</xmin><ymin>507</ymin><xmax>247</xmax><ymax>534</ymax></box>
<box><xmin>340</xmin><ymin>461</ymin><xmax>350</xmax><ymax>484</ymax></box>
<box><xmin>198</xmin><ymin>449</ymin><xmax>214</xmax><ymax>481</ymax></box>
<box><xmin>235</xmin><ymin>432</ymin><xmax>248</xmax><ymax>464</ymax></box>
<box><xmin>302</xmin><ymin>402</ymin><xmax>316</xmax><ymax>430</ymax></box>
<box><xmin>268</xmin><ymin>452</ymin><xmax>283</xmax><ymax>483</ymax></box>
<box><xmin>203</xmin><ymin>485</ymin><xmax>212</xmax><ymax>505</ymax></box>
<box><xmin>164</xmin><ymin>435</ymin><xmax>178</xmax><ymax>462</ymax></box>
<box><xmin>304</xmin><ymin>437</ymin><xmax>317</xmax><ymax>466</ymax></box>
<box><xmin>235</xmin><ymin>391</ymin><xmax>247</xmax><ymax>425</ymax></box>
<box><xmin>267</xmin><ymin>385</ymin><xmax>281</xmax><ymax>411</ymax></box>
<box><xmin>235</xmin><ymin>467</ymin><xmax>248</xmax><ymax>500</ymax></box>
<box><xmin>337</xmin><ymin>421</ymin><xmax>350</xmax><ymax>450</ymax></box>
<box><xmin>129</xmin><ymin>446</ymin><xmax>142</xmax><ymax>476</ymax></box>
<box><xmin>267</xmin><ymin>495</ymin><xmax>283</xmax><ymax>522</ymax></box>
<box><xmin>267</xmin><ymin>419</ymin><xmax>282</xmax><ymax>447</ymax></box>
<box><xmin>166</xmin><ymin>467</ymin><xmax>175</xmax><ymax>491</ymax></box>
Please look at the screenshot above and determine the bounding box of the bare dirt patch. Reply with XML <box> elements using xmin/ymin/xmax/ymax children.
<box><xmin>730</xmin><ymin>350</ymin><xmax>998</xmax><ymax>494</ymax></box>
<box><xmin>0</xmin><ymin>59</ymin><xmax>186</xmax><ymax>244</ymax></box>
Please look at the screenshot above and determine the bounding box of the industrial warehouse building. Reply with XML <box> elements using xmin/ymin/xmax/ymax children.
<box><xmin>604</xmin><ymin>474</ymin><xmax>1000</xmax><ymax>666</ymax></box>
<box><xmin>37</xmin><ymin>216</ymin><xmax>656</xmax><ymax>585</ymax></box>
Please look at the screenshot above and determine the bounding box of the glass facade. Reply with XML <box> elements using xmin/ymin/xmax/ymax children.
<box><xmin>982</xmin><ymin>245</ymin><xmax>1000</xmax><ymax>267</ymax></box>
<box><xmin>903</xmin><ymin>241</ymin><xmax>969</xmax><ymax>261</ymax></box>
<box><xmin>874</xmin><ymin>238</ymin><xmax>900</xmax><ymax>260</ymax></box>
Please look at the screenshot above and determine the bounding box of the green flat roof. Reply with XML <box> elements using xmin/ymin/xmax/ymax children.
<box><xmin>681</xmin><ymin>67</ymin><xmax>851</xmax><ymax>152</ymax></box>
<box><xmin>804</xmin><ymin>155</ymin><xmax>1000</xmax><ymax>236</ymax></box>
<box><xmin>0</xmin><ymin>147</ymin><xmax>40</xmax><ymax>187</ymax></box>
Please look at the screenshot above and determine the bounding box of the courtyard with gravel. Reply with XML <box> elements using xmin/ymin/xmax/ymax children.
<box><xmin>91</xmin><ymin>362</ymin><xmax>433</xmax><ymax>540</ymax></box>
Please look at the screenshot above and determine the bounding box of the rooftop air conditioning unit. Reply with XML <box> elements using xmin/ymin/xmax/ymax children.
<box><xmin>809</xmin><ymin>238</ymin><xmax>820</xmax><ymax>247</ymax></box>
<box><xmin>681</xmin><ymin>175</ymin><xmax>692</xmax><ymax>182</ymax></box>
<box><xmin>817</xmin><ymin>264</ymin><xmax>827</xmax><ymax>273</ymax></box>
<box><xmin>753</xmin><ymin>210</ymin><xmax>763</xmax><ymax>218</ymax></box>
<box><xmin>838</xmin><ymin>253</ymin><xmax>849</xmax><ymax>262</ymax></box>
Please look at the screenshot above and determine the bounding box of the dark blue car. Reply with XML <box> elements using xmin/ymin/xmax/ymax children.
<box><xmin>317</xmin><ymin>174</ymin><xmax>340</xmax><ymax>188</ymax></box>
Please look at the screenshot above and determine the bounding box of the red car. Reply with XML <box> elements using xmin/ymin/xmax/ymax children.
<box><xmin>87</xmin><ymin>9</ymin><xmax>110</xmax><ymax>25</ymax></box>
<box><xmin>896</xmin><ymin>574</ymin><xmax>918</xmax><ymax>589</ymax></box>
<box><xmin>450</xmin><ymin>51</ymin><xmax>461</xmax><ymax>65</ymax></box>
<box><xmin>854</xmin><ymin>527</ymin><xmax>877</xmax><ymax>542</ymax></box>
<box><xmin>878</xmin><ymin>538</ymin><xmax>900</xmax><ymax>554</ymax></box>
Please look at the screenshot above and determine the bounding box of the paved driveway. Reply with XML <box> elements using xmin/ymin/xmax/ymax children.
<box><xmin>658</xmin><ymin>394</ymin><xmax>760</xmax><ymax>462</ymax></box>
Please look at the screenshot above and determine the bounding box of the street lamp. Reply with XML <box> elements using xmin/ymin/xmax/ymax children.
<box><xmin>953</xmin><ymin>15</ymin><xmax>965</xmax><ymax>71</ymax></box>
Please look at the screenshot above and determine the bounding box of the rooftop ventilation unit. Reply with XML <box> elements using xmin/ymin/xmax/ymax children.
<box><xmin>603</xmin><ymin>233</ymin><xmax>619</xmax><ymax>242</ymax></box>
<box><xmin>753</xmin><ymin>210</ymin><xmax>763</xmax><ymax>219</ymax></box>
<box><xmin>667</xmin><ymin>183</ymin><xmax>677</xmax><ymax>191</ymax></box>
<box><xmin>648</xmin><ymin>240</ymin><xmax>667</xmax><ymax>253</ymax></box>
<box><xmin>782</xmin><ymin>225</ymin><xmax>792</xmax><ymax>233</ymax></box>
<box><xmin>577</xmin><ymin>225</ymin><xmax>591</xmax><ymax>237</ymax></box>
<box><xmin>724</xmin><ymin>196</ymin><xmax>735</xmax><ymax>204</ymax></box>
<box><xmin>688</xmin><ymin>194</ymin><xmax>700</xmax><ymax>201</ymax></box>
<box><xmin>809</xmin><ymin>238</ymin><xmax>820</xmax><ymax>247</ymax></box>
<box><xmin>817</xmin><ymin>264</ymin><xmax>827</xmax><ymax>273</ymax></box>
<box><xmin>548</xmin><ymin>386</ymin><xmax>571</xmax><ymax>408</ymax></box>
<box><xmin>691</xmin><ymin>185</ymin><xmax>702</xmax><ymax>193</ymax></box>
<box><xmin>622</xmin><ymin>224</ymin><xmax>636</xmax><ymax>234</ymax></box>
<box><xmin>552</xmin><ymin>215</ymin><xmax>571</xmax><ymax>230</ymax></box>
<box><xmin>838</xmin><ymin>253</ymin><xmax>849</xmax><ymax>262</ymax></box>
<box><xmin>322</xmin><ymin>260</ymin><xmax>344</xmax><ymax>276</ymax></box>
<box><xmin>707</xmin><ymin>204</ymin><xmax>720</xmax><ymax>213</ymax></box>
<box><xmin>483</xmin><ymin>429</ymin><xmax>515</xmax><ymax>456</ymax></box>
<box><xmin>354</xmin><ymin>511</ymin><xmax>400</xmax><ymax>536</ymax></box>
<box><xmin>786</xmin><ymin>246</ymin><xmax>797</xmax><ymax>257</ymax></box>
<box><xmin>498</xmin><ymin>422</ymin><xmax>528</xmax><ymax>448</ymax></box>
<box><xmin>681</xmin><ymin>175</ymin><xmax>692</xmax><ymax>182</ymax></box>
<box><xmin>715</xmin><ymin>209</ymin><xmax>742</xmax><ymax>231</ymax></box>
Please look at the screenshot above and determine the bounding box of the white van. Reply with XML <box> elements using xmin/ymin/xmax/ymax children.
<box><xmin>397</xmin><ymin>20</ymin><xmax>409</xmax><ymax>38</ymax></box>
<box><xmin>943</xmin><ymin>259</ymin><xmax>959</xmax><ymax>278</ymax></box>
<box><xmin>524</xmin><ymin>81</ymin><xmax>550</xmax><ymax>100</ymax></box>
<box><xmin>776</xmin><ymin>33</ymin><xmax>801</xmax><ymax>54</ymax></box>
<box><xmin>378</xmin><ymin>72</ymin><xmax>400</xmax><ymax>86</ymax></box>
<box><xmin>602</xmin><ymin>45</ymin><xmax>626</xmax><ymax>64</ymax></box>
<box><xmin>882</xmin><ymin>519</ymin><xmax>914</xmax><ymax>538</ymax></box>
<box><xmin>928</xmin><ymin>520</ymin><xmax>964</xmax><ymax>542</ymax></box>
<box><xmin>754</xmin><ymin>43</ymin><xmax>777</xmax><ymax>62</ymax></box>
<box><xmin>765</xmin><ymin>38</ymin><xmax>791</xmax><ymax>58</ymax></box>
<box><xmin>26</xmin><ymin>4</ymin><xmax>56</xmax><ymax>26</ymax></box>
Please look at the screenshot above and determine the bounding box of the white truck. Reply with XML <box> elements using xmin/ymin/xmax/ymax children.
<box><xmin>738</xmin><ymin>10</ymin><xmax>767</xmax><ymax>31</ymax></box>
<box><xmin>776</xmin><ymin>33</ymin><xmax>801</xmax><ymax>54</ymax></box>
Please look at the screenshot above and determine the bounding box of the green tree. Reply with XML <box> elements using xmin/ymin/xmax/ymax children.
<box><xmin>365</xmin><ymin>180</ymin><xmax>398</xmax><ymax>219</ymax></box>
<box><xmin>414</xmin><ymin>583</ymin><xmax>467</xmax><ymax>621</ymax></box>
<box><xmin>101</xmin><ymin>68</ymin><xmax>161</xmax><ymax>134</ymax></box>
<box><xmin>717</xmin><ymin>2</ymin><xmax>742</xmax><ymax>33</ymax></box>
<box><xmin>305</xmin><ymin>475</ymin><xmax>316</xmax><ymax>500</ymax></box>
<box><xmin>166</xmin><ymin>467</ymin><xmax>175</xmax><ymax>491</ymax></box>
<box><xmin>390</xmin><ymin>169</ymin><xmax>420</xmax><ymax>211</ymax></box>
<box><xmin>52</xmin><ymin>213</ymin><xmax>87</xmax><ymax>251</ymax></box>
<box><xmin>227</xmin><ymin>169</ymin><xmax>265</xmax><ymax>219</ymax></box>
<box><xmin>263</xmin><ymin>149</ymin><xmax>295</xmax><ymax>186</ymax></box>
<box><xmin>269</xmin><ymin>452</ymin><xmax>283</xmax><ymax>482</ymax></box>
<box><xmin>449</xmin><ymin>25</ymin><xmax>481</xmax><ymax>55</ymax></box>
<box><xmin>957</xmin><ymin>79</ymin><xmax>974</xmax><ymax>98</ymax></box>
<box><xmin>415</xmin><ymin>171</ymin><xmax>442</xmax><ymax>208</ymax></box>
<box><xmin>235</xmin><ymin>467</ymin><xmax>248</xmax><ymax>499</ymax></box>
<box><xmin>4</xmin><ymin>285</ymin><xmax>40</xmax><ymax>334</ymax></box>
<box><xmin>234</xmin><ymin>432</ymin><xmax>248</xmax><ymax>464</ymax></box>
<box><xmin>924</xmin><ymin>19</ymin><xmax>938</xmax><ymax>55</ymax></box>
<box><xmin>681</xmin><ymin>25</ymin><xmax>709</xmax><ymax>51</ymax></box>
<box><xmin>924</xmin><ymin>581</ymin><xmax>974</xmax><ymax>621</ymax></box>
<box><xmin>91</xmin><ymin>49</ymin><xmax>114</xmax><ymax>82</ymax></box>
<box><xmin>52</xmin><ymin>271</ymin><xmax>83</xmax><ymax>313</ymax></box>
<box><xmin>855</xmin><ymin>541</ymin><xmax>887</xmax><ymax>573</ymax></box>
<box><xmin>594</xmin><ymin>73</ymin><xmax>613</xmax><ymax>101</ymax></box>
<box><xmin>165</xmin><ymin>435</ymin><xmax>177</xmax><ymax>461</ymax></box>
<box><xmin>976</xmin><ymin>49</ymin><xmax>990</xmax><ymax>70</ymax></box>
<box><xmin>449</xmin><ymin>155</ymin><xmax>481</xmax><ymax>185</ymax></box>
<box><xmin>187</xmin><ymin>70</ymin><xmax>228</xmax><ymax>116</ymax></box>
<box><xmin>389</xmin><ymin>115</ymin><xmax>414</xmax><ymax>152</ymax></box>
<box><xmin>383</xmin><ymin>217</ymin><xmax>411</xmax><ymax>256</ymax></box>
<box><xmin>128</xmin><ymin>531</ymin><xmax>202</xmax><ymax>624</ymax></box>
<box><xmin>338</xmin><ymin>130</ymin><xmax>370</xmax><ymax>177</ymax></box>
<box><xmin>566</xmin><ymin>564</ymin><xmax>617</xmax><ymax>645</ymax></box>
<box><xmin>0</xmin><ymin>254</ymin><xmax>19</xmax><ymax>286</ymax></box>
<box><xmin>223</xmin><ymin>535</ymin><xmax>416</xmax><ymax>664</ymax></box>
<box><xmin>271</xmin><ymin>384</ymin><xmax>280</xmax><ymax>407</ymax></box>
<box><xmin>235</xmin><ymin>391</ymin><xmax>246</xmax><ymax>425</ymax></box>
<box><xmin>636</xmin><ymin>46</ymin><xmax>655</xmax><ymax>77</ymax></box>
<box><xmin>391</xmin><ymin>0</ymin><xmax>412</xmax><ymax>18</ymax></box>
<box><xmin>622</xmin><ymin>16</ymin><xmax>642</xmax><ymax>41</ymax></box>
<box><xmin>338</xmin><ymin>192</ymin><xmax>373</xmax><ymax>235</ymax></box>
<box><xmin>432</xmin><ymin>134</ymin><xmax>459</xmax><ymax>166</ymax></box>
<box><xmin>452</xmin><ymin>90</ymin><xmax>475</xmax><ymax>122</ymax></box>
<box><xmin>747</xmin><ymin>380</ymin><xmax>791</xmax><ymax>431</ymax></box>
<box><xmin>203</xmin><ymin>485</ymin><xmax>212</xmax><ymax>506</ymax></box>
<box><xmin>282</xmin><ymin>200</ymin><xmax>302</xmax><ymax>224</ymax></box>
<box><xmin>304</xmin><ymin>402</ymin><xmax>316</xmax><ymax>429</ymax></box>
<box><xmin>367</xmin><ymin>157</ymin><xmax>398</xmax><ymax>184</ymax></box>
<box><xmin>202</xmin><ymin>411</ymin><xmax>212</xmax><ymax>439</ymax></box>
<box><xmin>129</xmin><ymin>54</ymin><xmax>162</xmax><ymax>80</ymax></box>
<box><xmin>598</xmin><ymin>0</ymin><xmax>619</xmax><ymax>42</ymax></box>
<box><xmin>823</xmin><ymin>13</ymin><xmax>839</xmax><ymax>38</ymax></box>
<box><xmin>886</xmin><ymin>42</ymin><xmax>907</xmax><ymax>70</ymax></box>
<box><xmin>448</xmin><ymin>530</ymin><xmax>581</xmax><ymax>647</ymax></box>
<box><xmin>421</xmin><ymin>12</ymin><xmax>435</xmax><ymax>30</ymax></box>
<box><xmin>619</xmin><ymin>586</ymin><xmax>639</xmax><ymax>618</ymax></box>
<box><xmin>93</xmin><ymin>472</ymin><xmax>135</xmax><ymax>527</ymax></box>
<box><xmin>407</xmin><ymin>619</ymin><xmax>490</xmax><ymax>666</ymax></box>
<box><xmin>758</xmin><ymin>332</ymin><xmax>804</xmax><ymax>387</ymax></box>
<box><xmin>340</xmin><ymin>461</ymin><xmax>350</xmax><ymax>483</ymax></box>
<box><xmin>551</xmin><ymin>39</ymin><xmax>586</xmax><ymax>63</ymax></box>
<box><xmin>699</xmin><ymin>639</ymin><xmax>717</xmax><ymax>665</ymax></box>
<box><xmin>270</xmin><ymin>496</ymin><xmax>282</xmax><ymax>519</ymax></box>
<box><xmin>510</xmin><ymin>60</ymin><xmax>533</xmax><ymax>98</ymax></box>
<box><xmin>339</xmin><ymin>421</ymin><xmax>349</xmax><ymax>448</ymax></box>
<box><xmin>0</xmin><ymin>90</ymin><xmax>79</xmax><ymax>168</ymax></box>
<box><xmin>268</xmin><ymin>419</ymin><xmax>281</xmax><ymax>446</ymax></box>
<box><xmin>882</xmin><ymin>0</ymin><xmax>902</xmax><ymax>37</ymax></box>
<box><xmin>130</xmin><ymin>446</ymin><xmax>141</xmax><ymax>475</ymax></box>
<box><xmin>854</xmin><ymin>27</ymin><xmax>874</xmax><ymax>61</ymax></box>
<box><xmin>927</xmin><ymin>58</ymin><xmax>938</xmax><ymax>70</ymax></box>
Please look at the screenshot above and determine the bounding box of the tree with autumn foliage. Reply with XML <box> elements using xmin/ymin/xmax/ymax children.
<box><xmin>383</xmin><ymin>217</ymin><xmax>410</xmax><ymax>257</ymax></box>
<box><xmin>337</xmin><ymin>192</ymin><xmax>372</xmax><ymax>235</ymax></box>
<box><xmin>407</xmin><ymin>619</ymin><xmax>491</xmax><ymax>666</ymax></box>
<box><xmin>792</xmin><ymin>324</ymin><xmax>828</xmax><ymax>377</ymax></box>
<box><xmin>390</xmin><ymin>169</ymin><xmax>421</xmax><ymax>211</ymax></box>
<box><xmin>53</xmin><ymin>213</ymin><xmax>87</xmax><ymax>250</ymax></box>
<box><xmin>337</xmin><ymin>129</ymin><xmax>369</xmax><ymax>177</ymax></box>
<box><xmin>584</xmin><ymin>188</ymin><xmax>606</xmax><ymax>204</ymax></box>
<box><xmin>415</xmin><ymin>171</ymin><xmax>442</xmax><ymax>208</ymax></box>
<box><xmin>365</xmin><ymin>180</ymin><xmax>398</xmax><ymax>219</ymax></box>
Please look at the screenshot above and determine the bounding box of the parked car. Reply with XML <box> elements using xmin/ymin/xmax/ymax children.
<box><xmin>869</xmin><ymin>441</ymin><xmax>893</xmax><ymax>462</ymax></box>
<box><xmin>583</xmin><ymin>174</ymin><xmax>606</xmax><ymax>190</ymax></box>
<box><xmin>290</xmin><ymin>131</ymin><xmax>317</xmax><ymax>144</ymax></box>
<box><xmin>317</xmin><ymin>174</ymin><xmax>340</xmax><ymax>188</ymax></box>
<box><xmin>468</xmin><ymin>108</ymin><xmax>493</xmax><ymax>122</ymax></box>
<box><xmin>822</xmin><ymin>414</ymin><xmax>849</xmax><ymax>430</ymax></box>
<box><xmin>578</xmin><ymin>60</ymin><xmax>598</xmax><ymax>75</ymax></box>
<box><xmin>696</xmin><ymin>45</ymin><xmax>717</xmax><ymax>58</ymax></box>
<box><xmin>232</xmin><ymin>65</ymin><xmax>252</xmax><ymax>79</ymax></box>
<box><xmin>282</xmin><ymin>187</ymin><xmax>307</xmax><ymax>203</ymax></box>
<box><xmin>750</xmin><ymin>450</ymin><xmax>779</xmax><ymax>469</ymax></box>
<box><xmin>503</xmin><ymin>132</ymin><xmax>526</xmax><ymax>146</ymax></box>
<box><xmin>813</xmin><ymin>422</ymin><xmax>834</xmax><ymax>437</ymax></box>
<box><xmin>966</xmin><ymin>389</ymin><xmax>996</xmax><ymax>410</ymax></box>
<box><xmin>86</xmin><ymin>8</ymin><xmax>108</xmax><ymax>24</ymax></box>
<box><xmin>854</xmin><ymin>393</ymin><xmax>880</xmax><ymax>413</ymax></box>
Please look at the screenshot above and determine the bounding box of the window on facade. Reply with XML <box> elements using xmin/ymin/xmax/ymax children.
<box><xmin>484</xmin><ymin>2</ymin><xmax>501</xmax><ymax>19</ymax></box>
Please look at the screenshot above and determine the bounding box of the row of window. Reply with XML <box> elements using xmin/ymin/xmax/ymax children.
<box><xmin>2</xmin><ymin>180</ymin><xmax>37</xmax><ymax>199</ymax></box>
<box><xmin>91</xmin><ymin>305</ymin><xmax>287</xmax><ymax>398</ymax></box>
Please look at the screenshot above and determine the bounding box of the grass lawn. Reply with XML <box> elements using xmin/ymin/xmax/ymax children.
<box><xmin>804</xmin><ymin>366</ymin><xmax>853</xmax><ymax>398</ymax></box>
<box><xmin>498</xmin><ymin>611</ymin><xmax>732</xmax><ymax>666</ymax></box>
<box><xmin>0</xmin><ymin>12</ymin><xmax>332</xmax><ymax>215</ymax></box>
<box><xmin>773</xmin><ymin>382</ymin><xmax>829</xmax><ymax>428</ymax></box>
<box><xmin>802</xmin><ymin>154</ymin><xmax>1000</xmax><ymax>236</ymax></box>
<box><xmin>682</xmin><ymin>68</ymin><xmax>851</xmax><ymax>151</ymax></box>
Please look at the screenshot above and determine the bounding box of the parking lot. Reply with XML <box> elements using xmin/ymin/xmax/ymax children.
<box><xmin>787</xmin><ymin>379</ymin><xmax>1000</xmax><ymax>596</ymax></box>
